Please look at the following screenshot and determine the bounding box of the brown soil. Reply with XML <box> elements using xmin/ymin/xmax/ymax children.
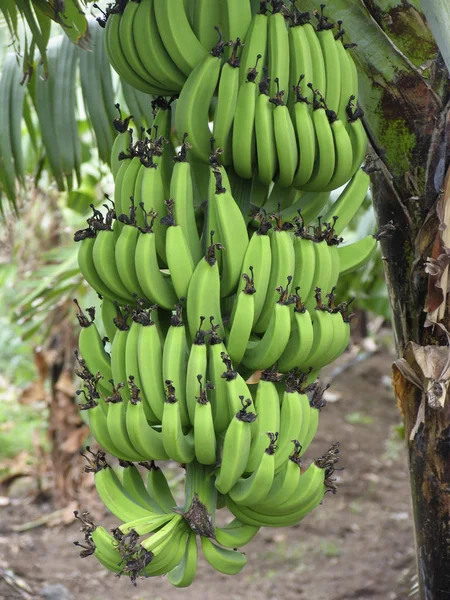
<box><xmin>0</xmin><ymin>352</ymin><xmax>415</xmax><ymax>600</ymax></box>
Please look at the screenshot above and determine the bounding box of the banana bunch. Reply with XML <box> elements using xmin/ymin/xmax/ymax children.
<box><xmin>71</xmin><ymin>0</ymin><xmax>383</xmax><ymax>587</ymax></box>
<box><xmin>100</xmin><ymin>0</ymin><xmax>366</xmax><ymax>191</ymax></box>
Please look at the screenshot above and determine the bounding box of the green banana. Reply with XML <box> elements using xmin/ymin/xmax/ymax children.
<box><xmin>246</xmin><ymin>368</ymin><xmax>281</xmax><ymax>471</ymax></box>
<box><xmin>322</xmin><ymin>167</ymin><xmax>370</xmax><ymax>236</ymax></box>
<box><xmin>316</xmin><ymin>10</ymin><xmax>340</xmax><ymax>113</ymax></box>
<box><xmin>161</xmin><ymin>381</ymin><xmax>195</xmax><ymax>464</ymax></box>
<box><xmin>167</xmin><ymin>531</ymin><xmax>198</xmax><ymax>587</ymax></box>
<box><xmin>175</xmin><ymin>41</ymin><xmax>224</xmax><ymax>162</ymax></box>
<box><xmin>338</xmin><ymin>234</ymin><xmax>377</xmax><ymax>275</ymax></box>
<box><xmin>267</xmin><ymin>3</ymin><xmax>290</xmax><ymax>101</ymax></box>
<box><xmin>208</xmin><ymin>327</ymin><xmax>232</xmax><ymax>433</ymax></box>
<box><xmin>213</xmin><ymin>41</ymin><xmax>241</xmax><ymax>166</ymax></box>
<box><xmin>214</xmin><ymin>397</ymin><xmax>256</xmax><ymax>494</ymax></box>
<box><xmin>186</xmin><ymin>318</ymin><xmax>209</xmax><ymax>424</ymax></box>
<box><xmin>229</xmin><ymin>432</ymin><xmax>277</xmax><ymax>505</ymax></box>
<box><xmin>145</xmin><ymin>462</ymin><xmax>177</xmax><ymax>513</ymax></box>
<box><xmin>133</xmin><ymin>0</ymin><xmax>186</xmax><ymax>92</ymax></box>
<box><xmin>226</xmin><ymin>272</ymin><xmax>256</xmax><ymax>365</ymax></box>
<box><xmin>214</xmin><ymin>518</ymin><xmax>260</xmax><ymax>549</ymax></box>
<box><xmin>255</xmin><ymin>71</ymin><xmax>277</xmax><ymax>186</ymax></box>
<box><xmin>232</xmin><ymin>57</ymin><xmax>260</xmax><ymax>179</ymax></box>
<box><xmin>200</xmin><ymin>536</ymin><xmax>247</xmax><ymax>575</ymax></box>
<box><xmin>162</xmin><ymin>303</ymin><xmax>190</xmax><ymax>427</ymax></box>
<box><xmin>238</xmin><ymin>10</ymin><xmax>268</xmax><ymax>87</ymax></box>
<box><xmin>270</xmin><ymin>80</ymin><xmax>298</xmax><ymax>188</ymax></box>
<box><xmin>135</xmin><ymin>208</ymin><xmax>177</xmax><ymax>309</ymax></box>
<box><xmin>253</xmin><ymin>218</ymin><xmax>295</xmax><ymax>333</ymax></box>
<box><xmin>194</xmin><ymin>377</ymin><xmax>217</xmax><ymax>465</ymax></box>
<box><xmin>153</xmin><ymin>0</ymin><xmax>209</xmax><ymax>77</ymax></box>
<box><xmin>278</xmin><ymin>291</ymin><xmax>314</xmax><ymax>373</ymax></box>
<box><xmin>237</xmin><ymin>220</ymin><xmax>272</xmax><ymax>326</ymax></box>
<box><xmin>169</xmin><ymin>143</ymin><xmax>202</xmax><ymax>264</ymax></box>
<box><xmin>213</xmin><ymin>168</ymin><xmax>249</xmax><ymax>297</ymax></box>
<box><xmin>186</xmin><ymin>241</ymin><xmax>224</xmax><ymax>341</ymax></box>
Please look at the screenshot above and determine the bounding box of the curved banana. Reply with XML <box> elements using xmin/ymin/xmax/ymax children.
<box><xmin>290</xmin><ymin>84</ymin><xmax>316</xmax><ymax>190</ymax></box>
<box><xmin>119</xmin><ymin>0</ymin><xmax>173</xmax><ymax>94</ymax></box>
<box><xmin>270</xmin><ymin>80</ymin><xmax>298</xmax><ymax>188</ymax></box>
<box><xmin>126</xmin><ymin>389</ymin><xmax>169</xmax><ymax>460</ymax></box>
<box><xmin>153</xmin><ymin>0</ymin><xmax>209</xmax><ymax>77</ymax></box>
<box><xmin>145</xmin><ymin>462</ymin><xmax>177</xmax><ymax>513</ymax></box>
<box><xmin>322</xmin><ymin>167</ymin><xmax>370</xmax><ymax>236</ymax></box>
<box><xmin>213</xmin><ymin>41</ymin><xmax>241</xmax><ymax>166</ymax></box>
<box><xmin>200</xmin><ymin>536</ymin><xmax>247</xmax><ymax>575</ymax></box>
<box><xmin>267</xmin><ymin>5</ymin><xmax>290</xmax><ymax>101</ymax></box>
<box><xmin>302</xmin><ymin>18</ymin><xmax>326</xmax><ymax>96</ymax></box>
<box><xmin>161</xmin><ymin>381</ymin><xmax>195</xmax><ymax>463</ymax></box>
<box><xmin>246</xmin><ymin>369</ymin><xmax>281</xmax><ymax>472</ymax></box>
<box><xmin>104</xmin><ymin>13</ymin><xmax>155</xmax><ymax>94</ymax></box>
<box><xmin>175</xmin><ymin>43</ymin><xmax>224</xmax><ymax>162</ymax></box>
<box><xmin>347</xmin><ymin>98</ymin><xmax>368</xmax><ymax>174</ymax></box>
<box><xmin>208</xmin><ymin>328</ymin><xmax>231</xmax><ymax>433</ymax></box>
<box><xmin>242</xmin><ymin>283</ymin><xmax>292</xmax><ymax>371</ymax></box>
<box><xmin>237</xmin><ymin>221</ymin><xmax>272</xmax><ymax>326</ymax></box>
<box><xmin>304</xmin><ymin>236</ymin><xmax>333</xmax><ymax>313</ymax></box>
<box><xmin>186</xmin><ymin>241</ymin><xmax>224</xmax><ymax>340</ymax></box>
<box><xmin>338</xmin><ymin>234</ymin><xmax>377</xmax><ymax>275</ymax></box>
<box><xmin>167</xmin><ymin>531</ymin><xmax>198</xmax><ymax>587</ymax></box>
<box><xmin>137</xmin><ymin>307</ymin><xmax>166</xmax><ymax>422</ymax></box>
<box><xmin>162</xmin><ymin>304</ymin><xmax>189</xmax><ymax>427</ymax></box>
<box><xmin>214</xmin><ymin>518</ymin><xmax>260</xmax><ymax>549</ymax></box>
<box><xmin>274</xmin><ymin>376</ymin><xmax>308</xmax><ymax>470</ymax></box>
<box><xmin>186</xmin><ymin>318</ymin><xmax>208</xmax><ymax>424</ymax></box>
<box><xmin>214</xmin><ymin>397</ymin><xmax>256</xmax><ymax>494</ymax></box>
<box><xmin>303</xmin><ymin>290</ymin><xmax>336</xmax><ymax>370</ymax></box>
<box><xmin>255</xmin><ymin>72</ymin><xmax>277</xmax><ymax>186</ymax></box>
<box><xmin>278</xmin><ymin>292</ymin><xmax>314</xmax><ymax>373</ymax></box>
<box><xmin>77</xmin><ymin>234</ymin><xmax>129</xmax><ymax>305</ymax></box>
<box><xmin>316</xmin><ymin>11</ymin><xmax>340</xmax><ymax>113</ymax></box>
<box><xmin>220</xmin><ymin>0</ymin><xmax>251</xmax><ymax>60</ymax></box>
<box><xmin>298</xmin><ymin>89</ymin><xmax>335</xmax><ymax>191</ymax></box>
<box><xmin>253</xmin><ymin>218</ymin><xmax>295</xmax><ymax>332</ymax></box>
<box><xmin>119</xmin><ymin>463</ymin><xmax>165</xmax><ymax>513</ymax></box>
<box><xmin>137</xmin><ymin>156</ymin><xmax>168</xmax><ymax>263</ymax></box>
<box><xmin>194</xmin><ymin>377</ymin><xmax>217</xmax><ymax>465</ymax></box>
<box><xmin>226</xmin><ymin>272</ymin><xmax>256</xmax><ymax>365</ymax></box>
<box><xmin>288</xmin><ymin>11</ymin><xmax>313</xmax><ymax>110</ymax></box>
<box><xmin>133</xmin><ymin>0</ymin><xmax>185</xmax><ymax>92</ymax></box>
<box><xmin>238</xmin><ymin>10</ymin><xmax>268</xmax><ymax>87</ymax></box>
<box><xmin>232</xmin><ymin>57</ymin><xmax>260</xmax><ymax>179</ymax></box>
<box><xmin>213</xmin><ymin>169</ymin><xmax>249</xmax><ymax>297</ymax></box>
<box><xmin>169</xmin><ymin>145</ymin><xmax>202</xmax><ymax>264</ymax></box>
<box><xmin>135</xmin><ymin>209</ymin><xmax>178</xmax><ymax>309</ymax></box>
<box><xmin>92</xmin><ymin>460</ymin><xmax>152</xmax><ymax>522</ymax></box>
<box><xmin>100</xmin><ymin>297</ymin><xmax>118</xmax><ymax>343</ymax></box>
<box><xmin>75</xmin><ymin>300</ymin><xmax>113</xmax><ymax>399</ymax></box>
<box><xmin>323</xmin><ymin>113</ymin><xmax>354</xmax><ymax>192</ymax></box>
<box><xmin>229</xmin><ymin>432</ymin><xmax>277</xmax><ymax>505</ymax></box>
<box><xmin>253</xmin><ymin>440</ymin><xmax>302</xmax><ymax>510</ymax></box>
<box><xmin>93</xmin><ymin>228</ymin><xmax>135</xmax><ymax>302</ymax></box>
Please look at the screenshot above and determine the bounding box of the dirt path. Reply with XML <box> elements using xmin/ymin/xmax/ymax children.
<box><xmin>0</xmin><ymin>352</ymin><xmax>415</xmax><ymax>600</ymax></box>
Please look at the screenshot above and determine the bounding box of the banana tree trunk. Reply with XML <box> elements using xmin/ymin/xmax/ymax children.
<box><xmin>298</xmin><ymin>0</ymin><xmax>450</xmax><ymax>596</ymax></box>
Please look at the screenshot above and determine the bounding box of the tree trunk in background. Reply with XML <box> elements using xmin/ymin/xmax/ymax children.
<box><xmin>297</xmin><ymin>1</ymin><xmax>450</xmax><ymax>596</ymax></box>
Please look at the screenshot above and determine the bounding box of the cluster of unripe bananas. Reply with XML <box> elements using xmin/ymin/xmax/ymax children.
<box><xmin>101</xmin><ymin>0</ymin><xmax>365</xmax><ymax>192</ymax></box>
<box><xmin>72</xmin><ymin>0</ymin><xmax>382</xmax><ymax>588</ymax></box>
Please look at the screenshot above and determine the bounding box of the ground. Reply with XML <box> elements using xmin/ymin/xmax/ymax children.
<box><xmin>0</xmin><ymin>351</ymin><xmax>415</xmax><ymax>600</ymax></box>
